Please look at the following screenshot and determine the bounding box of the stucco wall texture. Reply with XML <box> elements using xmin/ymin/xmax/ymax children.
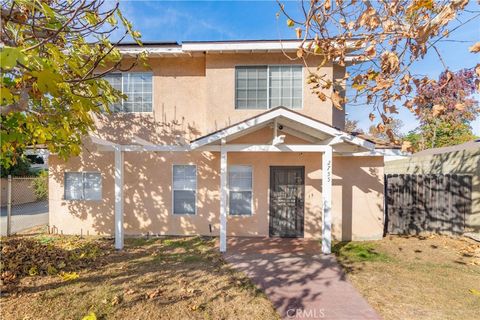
<box><xmin>49</xmin><ymin>53</ymin><xmax>384</xmax><ymax>241</ymax></box>
<box><xmin>385</xmin><ymin>147</ymin><xmax>480</xmax><ymax>231</ymax></box>
<box><xmin>49</xmin><ymin>150</ymin><xmax>384</xmax><ymax>241</ymax></box>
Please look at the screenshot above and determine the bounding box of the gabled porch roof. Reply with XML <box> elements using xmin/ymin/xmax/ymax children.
<box><xmin>190</xmin><ymin>107</ymin><xmax>375</xmax><ymax>153</ymax></box>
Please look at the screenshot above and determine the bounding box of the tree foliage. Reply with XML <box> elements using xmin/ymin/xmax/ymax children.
<box><xmin>402</xmin><ymin>68</ymin><xmax>479</xmax><ymax>151</ymax></box>
<box><xmin>0</xmin><ymin>0</ymin><xmax>144</xmax><ymax>168</ymax></box>
<box><xmin>344</xmin><ymin>117</ymin><xmax>363</xmax><ymax>133</ymax></box>
<box><xmin>279</xmin><ymin>0</ymin><xmax>480</xmax><ymax>144</ymax></box>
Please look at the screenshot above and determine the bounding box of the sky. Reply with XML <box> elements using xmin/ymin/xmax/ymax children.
<box><xmin>114</xmin><ymin>0</ymin><xmax>480</xmax><ymax>135</ymax></box>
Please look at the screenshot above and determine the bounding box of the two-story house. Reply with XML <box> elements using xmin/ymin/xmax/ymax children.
<box><xmin>48</xmin><ymin>40</ymin><xmax>401</xmax><ymax>253</ymax></box>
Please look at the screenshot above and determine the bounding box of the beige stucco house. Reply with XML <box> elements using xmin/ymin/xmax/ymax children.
<box><xmin>48</xmin><ymin>40</ymin><xmax>402</xmax><ymax>253</ymax></box>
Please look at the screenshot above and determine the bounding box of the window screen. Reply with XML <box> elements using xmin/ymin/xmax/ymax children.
<box><xmin>235</xmin><ymin>66</ymin><xmax>302</xmax><ymax>109</ymax></box>
<box><xmin>269</xmin><ymin>66</ymin><xmax>302</xmax><ymax>109</ymax></box>
<box><xmin>173</xmin><ymin>165</ymin><xmax>197</xmax><ymax>214</ymax></box>
<box><xmin>235</xmin><ymin>66</ymin><xmax>268</xmax><ymax>109</ymax></box>
<box><xmin>228</xmin><ymin>165</ymin><xmax>253</xmax><ymax>215</ymax></box>
<box><xmin>64</xmin><ymin>172</ymin><xmax>102</xmax><ymax>200</ymax></box>
<box><xmin>104</xmin><ymin>72</ymin><xmax>153</xmax><ymax>112</ymax></box>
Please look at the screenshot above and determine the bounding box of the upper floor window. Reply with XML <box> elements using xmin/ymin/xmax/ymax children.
<box><xmin>235</xmin><ymin>66</ymin><xmax>302</xmax><ymax>110</ymax></box>
<box><xmin>103</xmin><ymin>72</ymin><xmax>153</xmax><ymax>112</ymax></box>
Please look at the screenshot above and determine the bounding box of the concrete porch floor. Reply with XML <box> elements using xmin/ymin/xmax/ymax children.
<box><xmin>224</xmin><ymin>237</ymin><xmax>381</xmax><ymax>320</ymax></box>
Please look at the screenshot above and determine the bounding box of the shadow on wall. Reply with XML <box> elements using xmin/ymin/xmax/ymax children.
<box><xmin>332</xmin><ymin>158</ymin><xmax>384</xmax><ymax>241</ymax></box>
<box><xmin>49</xmin><ymin>112</ymin><xmax>221</xmax><ymax>236</ymax></box>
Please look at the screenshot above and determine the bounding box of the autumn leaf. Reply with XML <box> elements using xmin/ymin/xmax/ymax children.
<box><xmin>331</xmin><ymin>90</ymin><xmax>343</xmax><ymax>110</ymax></box>
<box><xmin>295</xmin><ymin>28</ymin><xmax>302</xmax><ymax>39</ymax></box>
<box><xmin>317</xmin><ymin>92</ymin><xmax>327</xmax><ymax>101</ymax></box>
<box><xmin>469</xmin><ymin>288</ymin><xmax>480</xmax><ymax>296</ymax></box>
<box><xmin>381</xmin><ymin>51</ymin><xmax>400</xmax><ymax>74</ymax></box>
<box><xmin>432</xmin><ymin>104</ymin><xmax>445</xmax><ymax>117</ymax></box>
<box><xmin>401</xmin><ymin>141</ymin><xmax>412</xmax><ymax>152</ymax></box>
<box><xmin>369</xmin><ymin>113</ymin><xmax>376</xmax><ymax>121</ymax></box>
<box><xmin>287</xmin><ymin>19</ymin><xmax>294</xmax><ymax>27</ymax></box>
<box><xmin>60</xmin><ymin>271</ymin><xmax>79</xmax><ymax>281</ymax></box>
<box><xmin>365</xmin><ymin>45</ymin><xmax>376</xmax><ymax>59</ymax></box>
<box><xmin>469</xmin><ymin>42</ymin><xmax>480</xmax><ymax>53</ymax></box>
<box><xmin>82</xmin><ymin>312</ymin><xmax>97</xmax><ymax>320</ymax></box>
<box><xmin>454</xmin><ymin>103</ymin><xmax>465</xmax><ymax>111</ymax></box>
<box><xmin>296</xmin><ymin>48</ymin><xmax>304</xmax><ymax>58</ymax></box>
<box><xmin>376</xmin><ymin>123</ymin><xmax>385</xmax><ymax>133</ymax></box>
<box><xmin>324</xmin><ymin>0</ymin><xmax>331</xmax><ymax>11</ymax></box>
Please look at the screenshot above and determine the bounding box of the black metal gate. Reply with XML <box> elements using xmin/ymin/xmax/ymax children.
<box><xmin>385</xmin><ymin>174</ymin><xmax>472</xmax><ymax>235</ymax></box>
<box><xmin>269</xmin><ymin>166</ymin><xmax>305</xmax><ymax>238</ymax></box>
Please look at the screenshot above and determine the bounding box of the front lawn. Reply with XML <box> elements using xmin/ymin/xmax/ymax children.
<box><xmin>0</xmin><ymin>233</ymin><xmax>278</xmax><ymax>320</ymax></box>
<box><xmin>333</xmin><ymin>235</ymin><xmax>480</xmax><ymax>320</ymax></box>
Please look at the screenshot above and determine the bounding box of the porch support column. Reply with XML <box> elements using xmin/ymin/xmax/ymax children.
<box><xmin>322</xmin><ymin>146</ymin><xmax>333</xmax><ymax>254</ymax></box>
<box><xmin>219</xmin><ymin>147</ymin><xmax>228</xmax><ymax>252</ymax></box>
<box><xmin>114</xmin><ymin>147</ymin><xmax>124</xmax><ymax>250</ymax></box>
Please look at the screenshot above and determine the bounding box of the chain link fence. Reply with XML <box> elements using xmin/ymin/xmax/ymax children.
<box><xmin>1</xmin><ymin>175</ymin><xmax>49</xmax><ymax>236</ymax></box>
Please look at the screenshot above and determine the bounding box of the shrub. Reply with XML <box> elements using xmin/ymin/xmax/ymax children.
<box><xmin>32</xmin><ymin>170</ymin><xmax>48</xmax><ymax>200</ymax></box>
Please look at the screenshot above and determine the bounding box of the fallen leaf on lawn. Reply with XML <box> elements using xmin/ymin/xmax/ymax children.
<box><xmin>28</xmin><ymin>266</ymin><xmax>38</xmax><ymax>276</ymax></box>
<box><xmin>469</xmin><ymin>289</ymin><xmax>480</xmax><ymax>296</ymax></box>
<box><xmin>124</xmin><ymin>288</ymin><xmax>135</xmax><ymax>295</ymax></box>
<box><xmin>145</xmin><ymin>288</ymin><xmax>162</xmax><ymax>299</ymax></box>
<box><xmin>59</xmin><ymin>271</ymin><xmax>79</xmax><ymax>281</ymax></box>
<box><xmin>111</xmin><ymin>294</ymin><xmax>123</xmax><ymax>306</ymax></box>
<box><xmin>82</xmin><ymin>312</ymin><xmax>97</xmax><ymax>320</ymax></box>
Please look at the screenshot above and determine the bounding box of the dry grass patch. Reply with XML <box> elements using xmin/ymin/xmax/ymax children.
<box><xmin>1</xmin><ymin>234</ymin><xmax>279</xmax><ymax>320</ymax></box>
<box><xmin>333</xmin><ymin>235</ymin><xmax>480</xmax><ymax>320</ymax></box>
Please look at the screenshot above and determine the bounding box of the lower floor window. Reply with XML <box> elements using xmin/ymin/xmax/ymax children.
<box><xmin>229</xmin><ymin>165</ymin><xmax>253</xmax><ymax>215</ymax></box>
<box><xmin>173</xmin><ymin>165</ymin><xmax>197</xmax><ymax>214</ymax></box>
<box><xmin>64</xmin><ymin>172</ymin><xmax>102</xmax><ymax>200</ymax></box>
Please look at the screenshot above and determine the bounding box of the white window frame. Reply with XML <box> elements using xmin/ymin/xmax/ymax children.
<box><xmin>172</xmin><ymin>164</ymin><xmax>197</xmax><ymax>215</ymax></box>
<box><xmin>234</xmin><ymin>65</ymin><xmax>304</xmax><ymax>110</ymax></box>
<box><xmin>64</xmin><ymin>171</ymin><xmax>102</xmax><ymax>201</ymax></box>
<box><xmin>228</xmin><ymin>165</ymin><xmax>253</xmax><ymax>216</ymax></box>
<box><xmin>103</xmin><ymin>72</ymin><xmax>154</xmax><ymax>113</ymax></box>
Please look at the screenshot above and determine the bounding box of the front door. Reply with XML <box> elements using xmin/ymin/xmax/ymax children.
<box><xmin>269</xmin><ymin>166</ymin><xmax>305</xmax><ymax>237</ymax></box>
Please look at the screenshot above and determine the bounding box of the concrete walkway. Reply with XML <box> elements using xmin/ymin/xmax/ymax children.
<box><xmin>224</xmin><ymin>238</ymin><xmax>381</xmax><ymax>320</ymax></box>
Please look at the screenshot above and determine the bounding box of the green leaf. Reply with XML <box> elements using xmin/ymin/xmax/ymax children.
<box><xmin>0</xmin><ymin>47</ymin><xmax>26</xmax><ymax>70</ymax></box>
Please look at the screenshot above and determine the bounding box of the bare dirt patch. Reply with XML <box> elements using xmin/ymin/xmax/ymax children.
<box><xmin>334</xmin><ymin>235</ymin><xmax>480</xmax><ymax>320</ymax></box>
<box><xmin>1</xmin><ymin>234</ymin><xmax>279</xmax><ymax>320</ymax></box>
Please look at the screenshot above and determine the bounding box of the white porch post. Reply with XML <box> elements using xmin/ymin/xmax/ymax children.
<box><xmin>219</xmin><ymin>147</ymin><xmax>228</xmax><ymax>252</ymax></box>
<box><xmin>322</xmin><ymin>146</ymin><xmax>333</xmax><ymax>254</ymax></box>
<box><xmin>114</xmin><ymin>147</ymin><xmax>124</xmax><ymax>250</ymax></box>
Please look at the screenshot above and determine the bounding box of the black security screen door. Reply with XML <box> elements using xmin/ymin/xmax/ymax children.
<box><xmin>269</xmin><ymin>166</ymin><xmax>305</xmax><ymax>237</ymax></box>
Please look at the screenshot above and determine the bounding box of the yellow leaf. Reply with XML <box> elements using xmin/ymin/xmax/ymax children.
<box><xmin>82</xmin><ymin>312</ymin><xmax>97</xmax><ymax>320</ymax></box>
<box><xmin>60</xmin><ymin>271</ymin><xmax>79</xmax><ymax>281</ymax></box>
<box><xmin>28</xmin><ymin>266</ymin><xmax>38</xmax><ymax>276</ymax></box>
<box><xmin>469</xmin><ymin>289</ymin><xmax>480</xmax><ymax>296</ymax></box>
<box><xmin>287</xmin><ymin>19</ymin><xmax>294</xmax><ymax>27</ymax></box>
